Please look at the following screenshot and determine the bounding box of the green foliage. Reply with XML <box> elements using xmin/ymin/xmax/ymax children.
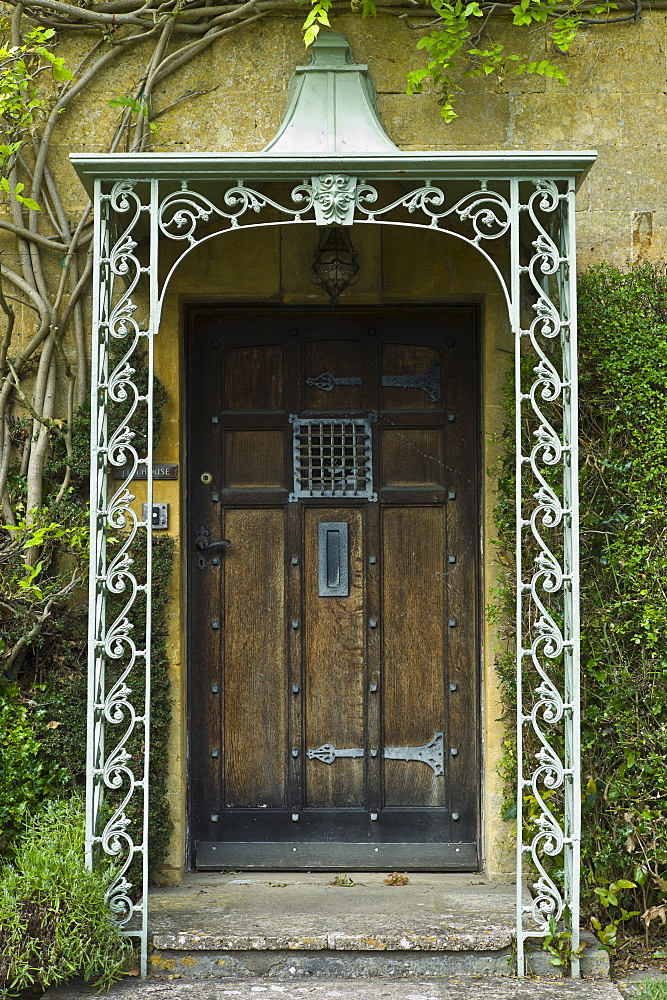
<box><xmin>0</xmin><ymin>693</ymin><xmax>69</xmax><ymax>860</ymax></box>
<box><xmin>590</xmin><ymin>879</ymin><xmax>639</xmax><ymax>949</ymax></box>
<box><xmin>493</xmin><ymin>262</ymin><xmax>667</xmax><ymax>952</ymax></box>
<box><xmin>3</xmin><ymin>510</ymin><xmax>88</xmax><ymax>602</ymax></box>
<box><xmin>302</xmin><ymin>0</ymin><xmax>616</xmax><ymax>121</ymax></box>
<box><xmin>302</xmin><ymin>0</ymin><xmax>333</xmax><ymax>46</ymax></box>
<box><xmin>2</xmin><ymin>349</ymin><xmax>173</xmax><ymax>875</ymax></box>
<box><xmin>0</xmin><ymin>799</ymin><xmax>132</xmax><ymax>998</ymax></box>
<box><xmin>543</xmin><ymin>911</ymin><xmax>585</xmax><ymax>969</ymax></box>
<box><xmin>576</xmin><ymin>264</ymin><xmax>667</xmax><ymax>937</ymax></box>
<box><xmin>632</xmin><ymin>981</ymin><xmax>667</xmax><ymax>1000</ymax></box>
<box><xmin>108</xmin><ymin>95</ymin><xmax>160</xmax><ymax>134</ymax></box>
<box><xmin>0</xmin><ymin>21</ymin><xmax>71</xmax><ymax>205</ymax></box>
<box><xmin>0</xmin><ymin>493</ymin><xmax>89</xmax><ymax>684</ymax></box>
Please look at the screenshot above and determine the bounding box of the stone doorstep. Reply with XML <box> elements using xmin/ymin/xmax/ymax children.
<box><xmin>148</xmin><ymin>932</ymin><xmax>609</xmax><ymax>981</ymax></box>
<box><xmin>147</xmin><ymin>874</ymin><xmax>610</xmax><ymax>980</ymax></box>
<box><xmin>151</xmin><ymin>929</ymin><xmax>514</xmax><ymax>951</ymax></box>
<box><xmin>148</xmin><ymin>949</ymin><xmax>515</xmax><ymax>979</ymax></box>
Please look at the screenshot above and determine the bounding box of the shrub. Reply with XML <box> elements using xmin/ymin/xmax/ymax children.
<box><xmin>0</xmin><ymin>691</ymin><xmax>69</xmax><ymax>860</ymax></box>
<box><xmin>0</xmin><ymin>798</ymin><xmax>132</xmax><ymax>998</ymax></box>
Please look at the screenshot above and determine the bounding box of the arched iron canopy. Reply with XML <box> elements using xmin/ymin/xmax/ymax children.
<box><xmin>72</xmin><ymin>31</ymin><xmax>594</xmax><ymax>980</ymax></box>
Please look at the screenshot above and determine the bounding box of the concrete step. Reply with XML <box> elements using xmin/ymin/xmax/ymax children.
<box><xmin>147</xmin><ymin>872</ymin><xmax>608</xmax><ymax>980</ymax></box>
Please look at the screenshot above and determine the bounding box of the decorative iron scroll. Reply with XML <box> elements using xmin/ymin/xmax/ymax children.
<box><xmin>513</xmin><ymin>178</ymin><xmax>580</xmax><ymax>978</ymax></box>
<box><xmin>87</xmin><ymin>170</ymin><xmax>580</xmax><ymax>979</ymax></box>
<box><xmin>86</xmin><ymin>178</ymin><xmax>156</xmax><ymax>976</ymax></box>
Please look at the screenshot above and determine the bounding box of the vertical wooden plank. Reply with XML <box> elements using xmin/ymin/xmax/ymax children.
<box><xmin>381</xmin><ymin>506</ymin><xmax>446</xmax><ymax>807</ymax></box>
<box><xmin>304</xmin><ymin>506</ymin><xmax>365</xmax><ymax>808</ymax></box>
<box><xmin>365</xmin><ymin>329</ymin><xmax>381</xmax><ymax>815</ymax></box>
<box><xmin>187</xmin><ymin>312</ymin><xmax>224</xmax><ymax>847</ymax></box>
<box><xmin>223</xmin><ymin>508</ymin><xmax>287</xmax><ymax>807</ymax></box>
<box><xmin>287</xmin><ymin>501</ymin><xmax>303</xmax><ymax>816</ymax></box>
<box><xmin>443</xmin><ymin>319</ymin><xmax>480</xmax><ymax>841</ymax></box>
<box><xmin>365</xmin><ymin>501</ymin><xmax>381</xmax><ymax>815</ymax></box>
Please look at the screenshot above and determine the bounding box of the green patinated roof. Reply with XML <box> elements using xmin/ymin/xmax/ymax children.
<box><xmin>263</xmin><ymin>32</ymin><xmax>400</xmax><ymax>156</ymax></box>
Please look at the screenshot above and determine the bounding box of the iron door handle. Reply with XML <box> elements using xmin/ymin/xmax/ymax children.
<box><xmin>194</xmin><ymin>525</ymin><xmax>231</xmax><ymax>569</ymax></box>
<box><xmin>196</xmin><ymin>537</ymin><xmax>231</xmax><ymax>552</ymax></box>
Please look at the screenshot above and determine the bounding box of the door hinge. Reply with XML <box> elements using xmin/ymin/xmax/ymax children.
<box><xmin>306</xmin><ymin>732</ymin><xmax>445</xmax><ymax>776</ymax></box>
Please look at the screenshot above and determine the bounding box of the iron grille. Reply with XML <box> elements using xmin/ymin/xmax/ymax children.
<box><xmin>289</xmin><ymin>415</ymin><xmax>377</xmax><ymax>502</ymax></box>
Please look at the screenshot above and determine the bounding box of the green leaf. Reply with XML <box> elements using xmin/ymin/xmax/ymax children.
<box><xmin>15</xmin><ymin>193</ymin><xmax>41</xmax><ymax>211</ymax></box>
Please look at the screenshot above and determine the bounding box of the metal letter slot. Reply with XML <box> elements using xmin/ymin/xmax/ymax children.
<box><xmin>384</xmin><ymin>732</ymin><xmax>444</xmax><ymax>776</ymax></box>
<box><xmin>318</xmin><ymin>522</ymin><xmax>349</xmax><ymax>597</ymax></box>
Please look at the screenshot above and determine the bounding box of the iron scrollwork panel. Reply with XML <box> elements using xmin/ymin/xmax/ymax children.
<box><xmin>515</xmin><ymin>178</ymin><xmax>580</xmax><ymax>977</ymax></box>
<box><xmin>86</xmin><ymin>179</ymin><xmax>155</xmax><ymax>974</ymax></box>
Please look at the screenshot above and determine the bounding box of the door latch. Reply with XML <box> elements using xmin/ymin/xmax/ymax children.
<box><xmin>194</xmin><ymin>525</ymin><xmax>231</xmax><ymax>570</ymax></box>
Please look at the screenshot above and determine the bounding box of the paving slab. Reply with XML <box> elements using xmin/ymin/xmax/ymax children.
<box><xmin>43</xmin><ymin>976</ymin><xmax>625</xmax><ymax>1000</ymax></box>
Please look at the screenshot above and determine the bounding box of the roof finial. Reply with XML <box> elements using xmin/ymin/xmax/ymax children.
<box><xmin>264</xmin><ymin>32</ymin><xmax>400</xmax><ymax>156</ymax></box>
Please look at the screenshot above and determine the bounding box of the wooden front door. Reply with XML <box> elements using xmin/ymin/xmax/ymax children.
<box><xmin>186</xmin><ymin>307</ymin><xmax>480</xmax><ymax>870</ymax></box>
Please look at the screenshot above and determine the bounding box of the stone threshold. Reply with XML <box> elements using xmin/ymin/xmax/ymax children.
<box><xmin>147</xmin><ymin>872</ymin><xmax>608</xmax><ymax>980</ymax></box>
<box><xmin>152</xmin><ymin>929</ymin><xmax>513</xmax><ymax>951</ymax></box>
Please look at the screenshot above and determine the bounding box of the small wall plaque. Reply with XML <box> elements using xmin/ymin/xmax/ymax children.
<box><xmin>112</xmin><ymin>463</ymin><xmax>178</xmax><ymax>480</ymax></box>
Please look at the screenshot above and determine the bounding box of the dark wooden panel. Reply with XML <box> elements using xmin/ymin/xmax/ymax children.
<box><xmin>197</xmin><ymin>841</ymin><xmax>478</xmax><ymax>870</ymax></box>
<box><xmin>303</xmin><ymin>339</ymin><xmax>364</xmax><ymax>412</ymax></box>
<box><xmin>188</xmin><ymin>306</ymin><xmax>480</xmax><ymax>865</ymax></box>
<box><xmin>224</xmin><ymin>343</ymin><xmax>284</xmax><ymax>410</ymax></box>
<box><xmin>187</xmin><ymin>322</ymin><xmax>225</xmax><ymax>838</ymax></box>
<box><xmin>223</xmin><ymin>507</ymin><xmax>287</xmax><ymax>807</ymax></box>
<box><xmin>224</xmin><ymin>430</ymin><xmax>286</xmax><ymax>488</ymax></box>
<box><xmin>380</xmin><ymin>428</ymin><xmax>444</xmax><ymax>486</ymax></box>
<box><xmin>441</xmin><ymin>330</ymin><xmax>480</xmax><ymax>840</ymax></box>
<box><xmin>304</xmin><ymin>506</ymin><xmax>365</xmax><ymax>808</ymax></box>
<box><xmin>381</xmin><ymin>506</ymin><xmax>446</xmax><ymax>808</ymax></box>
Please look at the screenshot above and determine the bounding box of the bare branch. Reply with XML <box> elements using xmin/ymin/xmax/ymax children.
<box><xmin>0</xmin><ymin>268</ymin><xmax>15</xmax><ymax>376</ymax></box>
<box><xmin>0</xmin><ymin>220</ymin><xmax>70</xmax><ymax>253</ymax></box>
<box><xmin>11</xmin><ymin>2</ymin><xmax>24</xmax><ymax>45</ymax></box>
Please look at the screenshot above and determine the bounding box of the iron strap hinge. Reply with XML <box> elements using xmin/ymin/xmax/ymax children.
<box><xmin>306</xmin><ymin>732</ymin><xmax>444</xmax><ymax>775</ymax></box>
